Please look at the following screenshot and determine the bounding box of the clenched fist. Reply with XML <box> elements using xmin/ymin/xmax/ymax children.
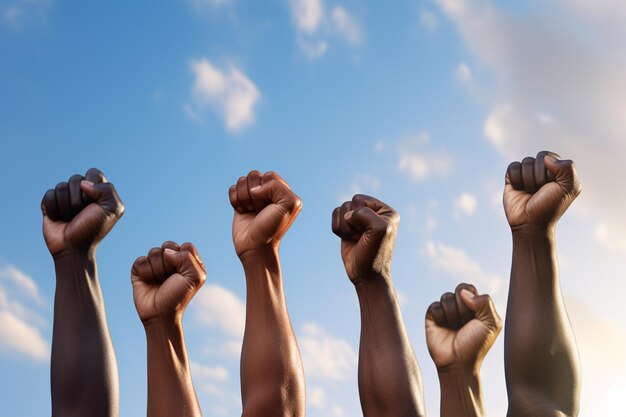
<box><xmin>332</xmin><ymin>194</ymin><xmax>399</xmax><ymax>285</ymax></box>
<box><xmin>228</xmin><ymin>170</ymin><xmax>302</xmax><ymax>257</ymax></box>
<box><xmin>504</xmin><ymin>151</ymin><xmax>581</xmax><ymax>231</ymax></box>
<box><xmin>41</xmin><ymin>168</ymin><xmax>124</xmax><ymax>258</ymax></box>
<box><xmin>425</xmin><ymin>284</ymin><xmax>502</xmax><ymax>371</ymax></box>
<box><xmin>131</xmin><ymin>242</ymin><xmax>206</xmax><ymax>324</ymax></box>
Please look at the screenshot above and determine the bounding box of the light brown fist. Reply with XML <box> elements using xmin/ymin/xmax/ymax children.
<box><xmin>331</xmin><ymin>194</ymin><xmax>399</xmax><ymax>285</ymax></box>
<box><xmin>228</xmin><ymin>170</ymin><xmax>302</xmax><ymax>258</ymax></box>
<box><xmin>41</xmin><ymin>168</ymin><xmax>124</xmax><ymax>258</ymax></box>
<box><xmin>503</xmin><ymin>151</ymin><xmax>581</xmax><ymax>231</ymax></box>
<box><xmin>425</xmin><ymin>283</ymin><xmax>502</xmax><ymax>371</ymax></box>
<box><xmin>131</xmin><ymin>242</ymin><xmax>206</xmax><ymax>324</ymax></box>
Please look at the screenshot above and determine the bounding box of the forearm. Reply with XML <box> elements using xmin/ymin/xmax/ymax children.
<box><xmin>240</xmin><ymin>249</ymin><xmax>305</xmax><ymax>417</ymax></box>
<box><xmin>145</xmin><ymin>319</ymin><xmax>202</xmax><ymax>417</ymax></box>
<box><xmin>437</xmin><ymin>367</ymin><xmax>484</xmax><ymax>417</ymax></box>
<box><xmin>505</xmin><ymin>226</ymin><xmax>580</xmax><ymax>414</ymax></box>
<box><xmin>51</xmin><ymin>253</ymin><xmax>119</xmax><ymax>417</ymax></box>
<box><xmin>355</xmin><ymin>278</ymin><xmax>425</xmax><ymax>417</ymax></box>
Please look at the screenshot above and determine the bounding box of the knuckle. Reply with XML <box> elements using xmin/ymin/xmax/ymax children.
<box><xmin>148</xmin><ymin>247</ymin><xmax>161</xmax><ymax>257</ymax></box>
<box><xmin>55</xmin><ymin>181</ymin><xmax>68</xmax><ymax>191</ymax></box>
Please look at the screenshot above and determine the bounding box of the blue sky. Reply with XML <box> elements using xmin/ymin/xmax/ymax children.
<box><xmin>2</xmin><ymin>0</ymin><xmax>626</xmax><ymax>416</ymax></box>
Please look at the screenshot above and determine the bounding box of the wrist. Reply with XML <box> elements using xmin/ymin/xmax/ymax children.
<box><xmin>52</xmin><ymin>246</ymin><xmax>97</xmax><ymax>263</ymax></box>
<box><xmin>511</xmin><ymin>223</ymin><xmax>556</xmax><ymax>241</ymax></box>
<box><xmin>239</xmin><ymin>246</ymin><xmax>280</xmax><ymax>266</ymax></box>
<box><xmin>143</xmin><ymin>316</ymin><xmax>184</xmax><ymax>337</ymax></box>
<box><xmin>437</xmin><ymin>363</ymin><xmax>480</xmax><ymax>379</ymax></box>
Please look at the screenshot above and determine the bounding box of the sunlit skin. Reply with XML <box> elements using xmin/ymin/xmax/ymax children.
<box><xmin>41</xmin><ymin>168</ymin><xmax>124</xmax><ymax>417</ymax></box>
<box><xmin>131</xmin><ymin>242</ymin><xmax>205</xmax><ymax>417</ymax></box>
<box><xmin>332</xmin><ymin>194</ymin><xmax>426</xmax><ymax>417</ymax></box>
<box><xmin>503</xmin><ymin>151</ymin><xmax>582</xmax><ymax>417</ymax></box>
<box><xmin>426</xmin><ymin>283</ymin><xmax>502</xmax><ymax>417</ymax></box>
<box><xmin>228</xmin><ymin>170</ymin><xmax>305</xmax><ymax>417</ymax></box>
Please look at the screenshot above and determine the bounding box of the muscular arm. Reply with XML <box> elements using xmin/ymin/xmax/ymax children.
<box><xmin>132</xmin><ymin>242</ymin><xmax>205</xmax><ymax>417</ymax></box>
<box><xmin>229</xmin><ymin>171</ymin><xmax>305</xmax><ymax>417</ymax></box>
<box><xmin>503</xmin><ymin>152</ymin><xmax>581</xmax><ymax>417</ymax></box>
<box><xmin>42</xmin><ymin>168</ymin><xmax>123</xmax><ymax>417</ymax></box>
<box><xmin>332</xmin><ymin>194</ymin><xmax>425</xmax><ymax>417</ymax></box>
<box><xmin>51</xmin><ymin>255</ymin><xmax>118</xmax><ymax>417</ymax></box>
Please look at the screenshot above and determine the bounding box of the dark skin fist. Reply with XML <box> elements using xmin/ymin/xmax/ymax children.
<box><xmin>228</xmin><ymin>170</ymin><xmax>302</xmax><ymax>258</ymax></box>
<box><xmin>332</xmin><ymin>194</ymin><xmax>399</xmax><ymax>285</ymax></box>
<box><xmin>41</xmin><ymin>168</ymin><xmax>124</xmax><ymax>258</ymax></box>
<box><xmin>504</xmin><ymin>151</ymin><xmax>581</xmax><ymax>231</ymax></box>
<box><xmin>131</xmin><ymin>242</ymin><xmax>206</xmax><ymax>324</ymax></box>
<box><xmin>425</xmin><ymin>284</ymin><xmax>502</xmax><ymax>371</ymax></box>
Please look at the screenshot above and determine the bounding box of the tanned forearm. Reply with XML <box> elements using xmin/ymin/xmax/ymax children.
<box><xmin>51</xmin><ymin>253</ymin><xmax>119</xmax><ymax>417</ymax></box>
<box><xmin>505</xmin><ymin>226</ymin><xmax>580</xmax><ymax>416</ymax></box>
<box><xmin>145</xmin><ymin>319</ymin><xmax>201</xmax><ymax>417</ymax></box>
<box><xmin>355</xmin><ymin>278</ymin><xmax>425</xmax><ymax>417</ymax></box>
<box><xmin>240</xmin><ymin>248</ymin><xmax>305</xmax><ymax>417</ymax></box>
<box><xmin>438</xmin><ymin>367</ymin><xmax>484</xmax><ymax>417</ymax></box>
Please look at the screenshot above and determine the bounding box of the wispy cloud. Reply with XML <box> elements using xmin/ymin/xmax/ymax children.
<box><xmin>188</xmin><ymin>59</ymin><xmax>261</xmax><ymax>132</ymax></box>
<box><xmin>454</xmin><ymin>192</ymin><xmax>477</xmax><ymax>217</ymax></box>
<box><xmin>436</xmin><ymin>0</ymin><xmax>626</xmax><ymax>254</ymax></box>
<box><xmin>397</xmin><ymin>132</ymin><xmax>453</xmax><ymax>182</ymax></box>
<box><xmin>331</xmin><ymin>6</ymin><xmax>362</xmax><ymax>45</ymax></box>
<box><xmin>2</xmin><ymin>0</ymin><xmax>53</xmax><ymax>31</ymax></box>
<box><xmin>0</xmin><ymin>265</ymin><xmax>48</xmax><ymax>361</ymax></box>
<box><xmin>298</xmin><ymin>322</ymin><xmax>357</xmax><ymax>381</ymax></box>
<box><xmin>193</xmin><ymin>284</ymin><xmax>245</xmax><ymax>338</ymax></box>
<box><xmin>423</xmin><ymin>241</ymin><xmax>502</xmax><ymax>294</ymax></box>
<box><xmin>288</xmin><ymin>0</ymin><xmax>363</xmax><ymax>60</ymax></box>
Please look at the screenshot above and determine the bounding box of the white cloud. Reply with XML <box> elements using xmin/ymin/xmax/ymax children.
<box><xmin>0</xmin><ymin>266</ymin><xmax>44</xmax><ymax>306</ymax></box>
<box><xmin>423</xmin><ymin>241</ymin><xmax>502</xmax><ymax>294</ymax></box>
<box><xmin>189</xmin><ymin>59</ymin><xmax>261</xmax><ymax>132</ymax></box>
<box><xmin>331</xmin><ymin>6</ymin><xmax>362</xmax><ymax>45</ymax></box>
<box><xmin>288</xmin><ymin>0</ymin><xmax>362</xmax><ymax>59</ymax></box>
<box><xmin>299</xmin><ymin>322</ymin><xmax>357</xmax><ymax>381</ymax></box>
<box><xmin>2</xmin><ymin>0</ymin><xmax>52</xmax><ymax>31</ymax></box>
<box><xmin>290</xmin><ymin>0</ymin><xmax>324</xmax><ymax>34</ymax></box>
<box><xmin>396</xmin><ymin>132</ymin><xmax>452</xmax><ymax>182</ymax></box>
<box><xmin>188</xmin><ymin>0</ymin><xmax>229</xmax><ymax>11</ymax></box>
<box><xmin>435</xmin><ymin>0</ymin><xmax>626</xmax><ymax>253</ymax></box>
<box><xmin>455</xmin><ymin>62</ymin><xmax>472</xmax><ymax>83</ymax></box>
<box><xmin>398</xmin><ymin>152</ymin><xmax>452</xmax><ymax>182</ymax></box>
<box><xmin>339</xmin><ymin>173</ymin><xmax>381</xmax><ymax>203</ymax></box>
<box><xmin>0</xmin><ymin>264</ymin><xmax>48</xmax><ymax>361</ymax></box>
<box><xmin>454</xmin><ymin>192</ymin><xmax>477</xmax><ymax>216</ymax></box>
<box><xmin>296</xmin><ymin>38</ymin><xmax>329</xmax><ymax>60</ymax></box>
<box><xmin>193</xmin><ymin>284</ymin><xmax>245</xmax><ymax>338</ymax></box>
<box><xmin>308</xmin><ymin>386</ymin><xmax>327</xmax><ymax>409</ymax></box>
<box><xmin>191</xmin><ymin>361</ymin><xmax>230</xmax><ymax>382</ymax></box>
<box><xmin>0</xmin><ymin>311</ymin><xmax>48</xmax><ymax>360</ymax></box>
<box><xmin>420</xmin><ymin>8</ymin><xmax>439</xmax><ymax>31</ymax></box>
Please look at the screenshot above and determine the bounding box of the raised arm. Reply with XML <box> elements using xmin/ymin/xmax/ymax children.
<box><xmin>228</xmin><ymin>170</ymin><xmax>305</xmax><ymax>417</ymax></box>
<box><xmin>42</xmin><ymin>168</ymin><xmax>123</xmax><ymax>417</ymax></box>
<box><xmin>425</xmin><ymin>283</ymin><xmax>502</xmax><ymax>417</ymax></box>
<box><xmin>131</xmin><ymin>241</ymin><xmax>205</xmax><ymax>417</ymax></box>
<box><xmin>331</xmin><ymin>194</ymin><xmax>425</xmax><ymax>417</ymax></box>
<box><xmin>503</xmin><ymin>151</ymin><xmax>581</xmax><ymax>416</ymax></box>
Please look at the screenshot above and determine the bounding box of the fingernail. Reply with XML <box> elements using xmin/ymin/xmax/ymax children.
<box><xmin>164</xmin><ymin>248</ymin><xmax>176</xmax><ymax>255</ymax></box>
<box><xmin>344</xmin><ymin>210</ymin><xmax>353</xmax><ymax>220</ymax></box>
<box><xmin>250</xmin><ymin>186</ymin><xmax>261</xmax><ymax>192</ymax></box>
<box><xmin>461</xmin><ymin>289</ymin><xmax>475</xmax><ymax>299</ymax></box>
<box><xmin>81</xmin><ymin>180</ymin><xmax>95</xmax><ymax>187</ymax></box>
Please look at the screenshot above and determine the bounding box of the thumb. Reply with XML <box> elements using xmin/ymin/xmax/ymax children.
<box><xmin>250</xmin><ymin>180</ymin><xmax>301</xmax><ymax>214</ymax></box>
<box><xmin>163</xmin><ymin>248</ymin><xmax>204</xmax><ymax>286</ymax></box>
<box><xmin>543</xmin><ymin>155</ymin><xmax>581</xmax><ymax>195</ymax></box>
<box><xmin>80</xmin><ymin>180</ymin><xmax>125</xmax><ymax>216</ymax></box>
<box><xmin>459</xmin><ymin>289</ymin><xmax>502</xmax><ymax>332</ymax></box>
